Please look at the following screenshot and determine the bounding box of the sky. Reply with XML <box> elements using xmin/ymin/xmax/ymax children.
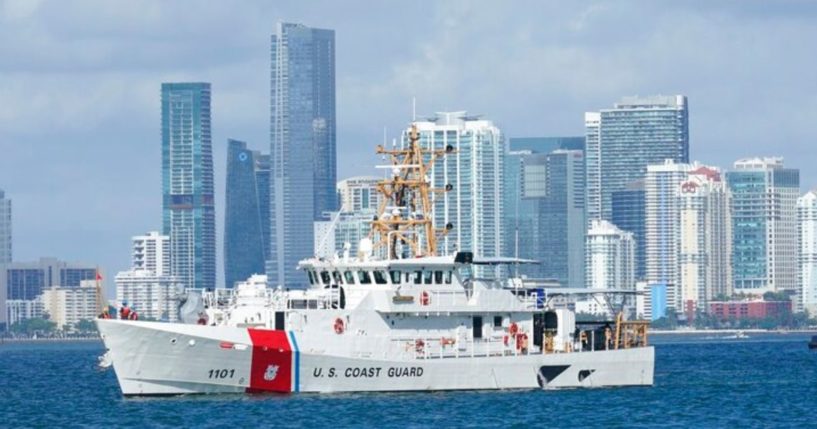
<box><xmin>1</xmin><ymin>0</ymin><xmax>816</xmax><ymax>293</ymax></box>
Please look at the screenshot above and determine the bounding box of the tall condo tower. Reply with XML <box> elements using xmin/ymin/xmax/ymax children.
<box><xmin>0</xmin><ymin>189</ymin><xmax>10</xmax><ymax>264</ymax></box>
<box><xmin>726</xmin><ymin>158</ymin><xmax>799</xmax><ymax>298</ymax></box>
<box><xmin>585</xmin><ymin>95</ymin><xmax>689</xmax><ymax>223</ymax></box>
<box><xmin>407</xmin><ymin>112</ymin><xmax>504</xmax><ymax>276</ymax></box>
<box><xmin>678</xmin><ymin>166</ymin><xmax>732</xmax><ymax>312</ymax></box>
<box><xmin>224</xmin><ymin>139</ymin><xmax>270</xmax><ymax>288</ymax></box>
<box><xmin>798</xmin><ymin>191</ymin><xmax>817</xmax><ymax>314</ymax></box>
<box><xmin>161</xmin><ymin>82</ymin><xmax>215</xmax><ymax>291</ymax></box>
<box><xmin>269</xmin><ymin>22</ymin><xmax>336</xmax><ymax>287</ymax></box>
<box><xmin>644</xmin><ymin>160</ymin><xmax>695</xmax><ymax>310</ymax></box>
<box><xmin>586</xmin><ymin>220</ymin><xmax>635</xmax><ymax>291</ymax></box>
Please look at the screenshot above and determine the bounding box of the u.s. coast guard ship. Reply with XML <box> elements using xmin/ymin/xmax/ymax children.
<box><xmin>96</xmin><ymin>125</ymin><xmax>654</xmax><ymax>396</ymax></box>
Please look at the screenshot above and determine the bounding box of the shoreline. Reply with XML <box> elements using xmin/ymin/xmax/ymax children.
<box><xmin>650</xmin><ymin>328</ymin><xmax>817</xmax><ymax>335</ymax></box>
<box><xmin>1</xmin><ymin>336</ymin><xmax>101</xmax><ymax>344</ymax></box>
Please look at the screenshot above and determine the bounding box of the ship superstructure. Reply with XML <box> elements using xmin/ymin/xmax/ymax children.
<box><xmin>96</xmin><ymin>125</ymin><xmax>653</xmax><ymax>395</ymax></box>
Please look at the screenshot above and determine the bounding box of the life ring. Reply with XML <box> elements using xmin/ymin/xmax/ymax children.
<box><xmin>516</xmin><ymin>333</ymin><xmax>528</xmax><ymax>351</ymax></box>
<box><xmin>415</xmin><ymin>339</ymin><xmax>425</xmax><ymax>353</ymax></box>
<box><xmin>334</xmin><ymin>318</ymin><xmax>345</xmax><ymax>334</ymax></box>
<box><xmin>420</xmin><ymin>291</ymin><xmax>430</xmax><ymax>306</ymax></box>
<box><xmin>197</xmin><ymin>317</ymin><xmax>207</xmax><ymax>325</ymax></box>
<box><xmin>509</xmin><ymin>322</ymin><xmax>519</xmax><ymax>336</ymax></box>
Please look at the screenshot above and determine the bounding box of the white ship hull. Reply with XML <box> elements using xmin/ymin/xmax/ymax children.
<box><xmin>98</xmin><ymin>319</ymin><xmax>654</xmax><ymax>396</ymax></box>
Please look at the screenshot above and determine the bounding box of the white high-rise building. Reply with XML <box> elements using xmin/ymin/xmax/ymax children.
<box><xmin>337</xmin><ymin>176</ymin><xmax>382</xmax><ymax>213</ymax></box>
<box><xmin>678</xmin><ymin>166</ymin><xmax>732</xmax><ymax>312</ymax></box>
<box><xmin>407</xmin><ymin>112</ymin><xmax>504</xmax><ymax>276</ymax></box>
<box><xmin>798</xmin><ymin>191</ymin><xmax>817</xmax><ymax>315</ymax></box>
<box><xmin>41</xmin><ymin>280</ymin><xmax>98</xmax><ymax>330</ymax></box>
<box><xmin>132</xmin><ymin>231</ymin><xmax>170</xmax><ymax>276</ymax></box>
<box><xmin>645</xmin><ymin>160</ymin><xmax>695</xmax><ymax>310</ymax></box>
<box><xmin>586</xmin><ymin>220</ymin><xmax>635</xmax><ymax>291</ymax></box>
<box><xmin>0</xmin><ymin>189</ymin><xmax>9</xmax><ymax>329</ymax></box>
<box><xmin>115</xmin><ymin>231</ymin><xmax>182</xmax><ymax>321</ymax></box>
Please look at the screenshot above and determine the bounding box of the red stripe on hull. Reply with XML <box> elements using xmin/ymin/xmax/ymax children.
<box><xmin>246</xmin><ymin>329</ymin><xmax>292</xmax><ymax>393</ymax></box>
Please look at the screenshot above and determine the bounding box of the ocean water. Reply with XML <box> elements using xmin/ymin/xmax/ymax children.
<box><xmin>1</xmin><ymin>333</ymin><xmax>816</xmax><ymax>428</ymax></box>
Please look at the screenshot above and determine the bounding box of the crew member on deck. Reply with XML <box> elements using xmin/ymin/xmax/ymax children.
<box><xmin>119</xmin><ymin>301</ymin><xmax>132</xmax><ymax>320</ymax></box>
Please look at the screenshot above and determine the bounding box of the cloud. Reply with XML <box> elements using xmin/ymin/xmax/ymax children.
<box><xmin>1</xmin><ymin>0</ymin><xmax>817</xmax><ymax>290</ymax></box>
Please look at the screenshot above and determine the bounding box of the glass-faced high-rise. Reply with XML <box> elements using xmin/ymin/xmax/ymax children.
<box><xmin>503</xmin><ymin>139</ymin><xmax>585</xmax><ymax>285</ymax></box>
<box><xmin>727</xmin><ymin>158</ymin><xmax>799</xmax><ymax>296</ymax></box>
<box><xmin>224</xmin><ymin>140</ymin><xmax>270</xmax><ymax>288</ymax></box>
<box><xmin>269</xmin><ymin>23</ymin><xmax>336</xmax><ymax>287</ymax></box>
<box><xmin>161</xmin><ymin>82</ymin><xmax>215</xmax><ymax>291</ymax></box>
<box><xmin>585</xmin><ymin>95</ymin><xmax>689</xmax><ymax>222</ymax></box>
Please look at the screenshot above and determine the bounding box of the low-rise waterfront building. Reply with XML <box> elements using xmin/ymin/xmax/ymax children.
<box><xmin>708</xmin><ymin>300</ymin><xmax>791</xmax><ymax>321</ymax></box>
<box><xmin>6</xmin><ymin>299</ymin><xmax>43</xmax><ymax>327</ymax></box>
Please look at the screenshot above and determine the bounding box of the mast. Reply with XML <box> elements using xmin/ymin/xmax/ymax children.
<box><xmin>370</xmin><ymin>124</ymin><xmax>454</xmax><ymax>259</ymax></box>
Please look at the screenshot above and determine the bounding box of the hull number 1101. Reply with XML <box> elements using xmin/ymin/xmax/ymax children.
<box><xmin>208</xmin><ymin>369</ymin><xmax>235</xmax><ymax>379</ymax></box>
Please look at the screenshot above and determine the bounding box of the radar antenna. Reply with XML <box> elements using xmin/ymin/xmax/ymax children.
<box><xmin>370</xmin><ymin>124</ymin><xmax>454</xmax><ymax>259</ymax></box>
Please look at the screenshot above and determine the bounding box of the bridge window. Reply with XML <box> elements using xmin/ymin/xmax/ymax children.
<box><xmin>434</xmin><ymin>271</ymin><xmax>443</xmax><ymax>284</ymax></box>
<box><xmin>320</xmin><ymin>271</ymin><xmax>331</xmax><ymax>285</ymax></box>
<box><xmin>445</xmin><ymin>271</ymin><xmax>452</xmax><ymax>284</ymax></box>
<box><xmin>344</xmin><ymin>271</ymin><xmax>355</xmax><ymax>285</ymax></box>
<box><xmin>373</xmin><ymin>270</ymin><xmax>388</xmax><ymax>285</ymax></box>
<box><xmin>307</xmin><ymin>270</ymin><xmax>316</xmax><ymax>285</ymax></box>
<box><xmin>413</xmin><ymin>271</ymin><xmax>422</xmax><ymax>285</ymax></box>
<box><xmin>358</xmin><ymin>271</ymin><xmax>372</xmax><ymax>284</ymax></box>
<box><xmin>333</xmin><ymin>271</ymin><xmax>343</xmax><ymax>284</ymax></box>
<box><xmin>423</xmin><ymin>270</ymin><xmax>433</xmax><ymax>285</ymax></box>
<box><xmin>389</xmin><ymin>270</ymin><xmax>401</xmax><ymax>284</ymax></box>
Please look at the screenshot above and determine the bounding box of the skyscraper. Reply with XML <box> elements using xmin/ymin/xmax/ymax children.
<box><xmin>586</xmin><ymin>220</ymin><xmax>635</xmax><ymax>291</ymax></box>
<box><xmin>645</xmin><ymin>160</ymin><xmax>695</xmax><ymax>310</ymax></box>
<box><xmin>409</xmin><ymin>112</ymin><xmax>504</xmax><ymax>273</ymax></box>
<box><xmin>611</xmin><ymin>180</ymin><xmax>646</xmax><ymax>280</ymax></box>
<box><xmin>539</xmin><ymin>150</ymin><xmax>585</xmax><ymax>288</ymax></box>
<box><xmin>0</xmin><ymin>189</ymin><xmax>10</xmax><ymax>264</ymax></box>
<box><xmin>503</xmin><ymin>142</ymin><xmax>585</xmax><ymax>285</ymax></box>
<box><xmin>585</xmin><ymin>95</ymin><xmax>689</xmax><ymax>222</ymax></box>
<box><xmin>269</xmin><ymin>22</ymin><xmax>336</xmax><ymax>287</ymax></box>
<box><xmin>798</xmin><ymin>191</ymin><xmax>817</xmax><ymax>315</ymax></box>
<box><xmin>224</xmin><ymin>139</ymin><xmax>270</xmax><ymax>288</ymax></box>
<box><xmin>161</xmin><ymin>82</ymin><xmax>215</xmax><ymax>291</ymax></box>
<box><xmin>503</xmin><ymin>150</ymin><xmax>545</xmax><ymax>278</ymax></box>
<box><xmin>727</xmin><ymin>158</ymin><xmax>799</xmax><ymax>298</ymax></box>
<box><xmin>0</xmin><ymin>189</ymin><xmax>9</xmax><ymax>328</ymax></box>
<box><xmin>678</xmin><ymin>166</ymin><xmax>732</xmax><ymax>312</ymax></box>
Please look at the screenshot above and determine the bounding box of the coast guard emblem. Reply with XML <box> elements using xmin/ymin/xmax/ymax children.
<box><xmin>263</xmin><ymin>364</ymin><xmax>279</xmax><ymax>381</ymax></box>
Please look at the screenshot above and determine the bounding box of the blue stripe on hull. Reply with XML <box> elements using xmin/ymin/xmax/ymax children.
<box><xmin>288</xmin><ymin>331</ymin><xmax>300</xmax><ymax>392</ymax></box>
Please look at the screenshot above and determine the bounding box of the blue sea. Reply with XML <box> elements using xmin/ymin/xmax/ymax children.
<box><xmin>1</xmin><ymin>333</ymin><xmax>816</xmax><ymax>428</ymax></box>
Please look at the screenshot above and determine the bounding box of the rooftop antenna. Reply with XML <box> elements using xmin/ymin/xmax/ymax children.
<box><xmin>412</xmin><ymin>97</ymin><xmax>416</xmax><ymax>122</ymax></box>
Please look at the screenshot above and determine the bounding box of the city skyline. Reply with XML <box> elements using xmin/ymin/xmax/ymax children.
<box><xmin>2</xmin><ymin>1</ymin><xmax>817</xmax><ymax>291</ymax></box>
